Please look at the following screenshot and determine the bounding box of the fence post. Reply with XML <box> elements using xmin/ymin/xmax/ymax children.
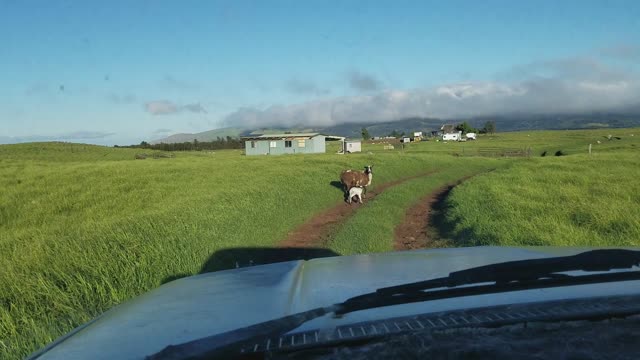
<box><xmin>588</xmin><ymin>143</ymin><xmax>592</xmax><ymax>155</ymax></box>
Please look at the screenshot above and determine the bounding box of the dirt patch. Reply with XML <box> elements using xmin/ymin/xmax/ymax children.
<box><xmin>393</xmin><ymin>173</ymin><xmax>482</xmax><ymax>251</ymax></box>
<box><xmin>279</xmin><ymin>171</ymin><xmax>438</xmax><ymax>248</ymax></box>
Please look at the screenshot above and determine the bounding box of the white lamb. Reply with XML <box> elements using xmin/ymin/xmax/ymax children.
<box><xmin>348</xmin><ymin>186</ymin><xmax>364</xmax><ymax>204</ymax></box>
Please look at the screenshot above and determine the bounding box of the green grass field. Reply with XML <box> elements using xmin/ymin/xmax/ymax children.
<box><xmin>365</xmin><ymin>127</ymin><xmax>640</xmax><ymax>156</ymax></box>
<box><xmin>442</xmin><ymin>151</ymin><xmax>640</xmax><ymax>247</ymax></box>
<box><xmin>1</xmin><ymin>128</ymin><xmax>639</xmax><ymax>359</ymax></box>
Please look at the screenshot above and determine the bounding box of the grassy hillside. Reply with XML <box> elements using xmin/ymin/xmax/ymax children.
<box><xmin>370</xmin><ymin>127</ymin><xmax>640</xmax><ymax>156</ymax></box>
<box><xmin>150</xmin><ymin>127</ymin><xmax>244</xmax><ymax>144</ymax></box>
<box><xmin>0</xmin><ymin>142</ymin><xmax>159</xmax><ymax>162</ymax></box>
<box><xmin>442</xmin><ymin>151</ymin><xmax>640</xmax><ymax>247</ymax></box>
<box><xmin>1</xmin><ymin>143</ymin><xmax>488</xmax><ymax>358</ymax></box>
<box><xmin>1</xmin><ymin>129</ymin><xmax>639</xmax><ymax>358</ymax></box>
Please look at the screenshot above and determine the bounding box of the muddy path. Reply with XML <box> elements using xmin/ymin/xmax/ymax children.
<box><xmin>393</xmin><ymin>171</ymin><xmax>492</xmax><ymax>250</ymax></box>
<box><xmin>279</xmin><ymin>171</ymin><xmax>438</xmax><ymax>248</ymax></box>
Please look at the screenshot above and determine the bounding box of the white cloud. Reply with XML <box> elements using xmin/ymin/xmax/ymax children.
<box><xmin>144</xmin><ymin>100</ymin><xmax>207</xmax><ymax>115</ymax></box>
<box><xmin>223</xmin><ymin>56</ymin><xmax>640</xmax><ymax>128</ymax></box>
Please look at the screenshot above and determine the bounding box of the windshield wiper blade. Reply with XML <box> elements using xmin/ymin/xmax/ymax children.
<box><xmin>377</xmin><ymin>249</ymin><xmax>640</xmax><ymax>295</ymax></box>
<box><xmin>337</xmin><ymin>249</ymin><xmax>640</xmax><ymax>315</ymax></box>
<box><xmin>148</xmin><ymin>249</ymin><xmax>640</xmax><ymax>359</ymax></box>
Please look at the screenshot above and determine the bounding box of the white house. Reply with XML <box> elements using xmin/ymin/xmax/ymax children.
<box><xmin>413</xmin><ymin>131</ymin><xmax>423</xmax><ymax>137</ymax></box>
<box><xmin>442</xmin><ymin>131</ymin><xmax>462</xmax><ymax>141</ymax></box>
<box><xmin>466</xmin><ymin>132</ymin><xmax>477</xmax><ymax>140</ymax></box>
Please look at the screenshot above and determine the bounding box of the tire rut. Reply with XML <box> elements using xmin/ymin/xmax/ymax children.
<box><xmin>279</xmin><ymin>171</ymin><xmax>438</xmax><ymax>248</ymax></box>
<box><xmin>393</xmin><ymin>170</ymin><xmax>493</xmax><ymax>251</ymax></box>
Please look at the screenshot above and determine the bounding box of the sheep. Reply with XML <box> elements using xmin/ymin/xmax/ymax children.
<box><xmin>348</xmin><ymin>186</ymin><xmax>364</xmax><ymax>204</ymax></box>
<box><xmin>340</xmin><ymin>165</ymin><xmax>373</xmax><ymax>199</ymax></box>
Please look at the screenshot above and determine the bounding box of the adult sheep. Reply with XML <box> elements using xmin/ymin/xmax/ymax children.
<box><xmin>340</xmin><ymin>165</ymin><xmax>373</xmax><ymax>199</ymax></box>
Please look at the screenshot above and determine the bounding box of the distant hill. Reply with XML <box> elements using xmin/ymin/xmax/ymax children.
<box><xmin>150</xmin><ymin>112</ymin><xmax>640</xmax><ymax>143</ymax></box>
<box><xmin>151</xmin><ymin>128</ymin><xmax>244</xmax><ymax>144</ymax></box>
<box><xmin>0</xmin><ymin>142</ymin><xmax>151</xmax><ymax>161</ymax></box>
<box><xmin>322</xmin><ymin>118</ymin><xmax>444</xmax><ymax>138</ymax></box>
<box><xmin>151</xmin><ymin>127</ymin><xmax>324</xmax><ymax>143</ymax></box>
<box><xmin>323</xmin><ymin>112</ymin><xmax>640</xmax><ymax>138</ymax></box>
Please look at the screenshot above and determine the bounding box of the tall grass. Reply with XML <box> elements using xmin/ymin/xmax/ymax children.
<box><xmin>443</xmin><ymin>152</ymin><xmax>640</xmax><ymax>247</ymax></box>
<box><xmin>0</xmin><ymin>144</ymin><xmax>469</xmax><ymax>358</ymax></box>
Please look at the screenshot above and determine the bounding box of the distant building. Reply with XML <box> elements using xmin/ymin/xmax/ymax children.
<box><xmin>440</xmin><ymin>124</ymin><xmax>456</xmax><ymax>134</ymax></box>
<box><xmin>242</xmin><ymin>133</ymin><xmax>343</xmax><ymax>155</ymax></box>
<box><xmin>442</xmin><ymin>132</ymin><xmax>462</xmax><ymax>141</ymax></box>
<box><xmin>440</xmin><ymin>124</ymin><xmax>462</xmax><ymax>141</ymax></box>
<box><xmin>343</xmin><ymin>140</ymin><xmax>362</xmax><ymax>153</ymax></box>
<box><xmin>413</xmin><ymin>131</ymin><xmax>423</xmax><ymax>137</ymax></box>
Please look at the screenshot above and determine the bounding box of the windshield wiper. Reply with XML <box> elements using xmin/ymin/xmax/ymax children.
<box><xmin>148</xmin><ymin>249</ymin><xmax>640</xmax><ymax>359</ymax></box>
<box><xmin>384</xmin><ymin>248</ymin><xmax>640</xmax><ymax>291</ymax></box>
<box><xmin>338</xmin><ymin>249</ymin><xmax>640</xmax><ymax>315</ymax></box>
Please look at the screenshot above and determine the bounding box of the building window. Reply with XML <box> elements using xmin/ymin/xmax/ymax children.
<box><xmin>270</xmin><ymin>141</ymin><xmax>277</xmax><ymax>148</ymax></box>
<box><xmin>285</xmin><ymin>140</ymin><xmax>292</xmax><ymax>148</ymax></box>
<box><xmin>251</xmin><ymin>141</ymin><xmax>256</xmax><ymax>148</ymax></box>
<box><xmin>298</xmin><ymin>139</ymin><xmax>305</xmax><ymax>147</ymax></box>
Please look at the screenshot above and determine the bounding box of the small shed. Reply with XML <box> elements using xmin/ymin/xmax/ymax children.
<box><xmin>401</xmin><ymin>137</ymin><xmax>411</xmax><ymax>143</ymax></box>
<box><xmin>242</xmin><ymin>133</ymin><xmax>335</xmax><ymax>155</ymax></box>
<box><xmin>343</xmin><ymin>140</ymin><xmax>362</xmax><ymax>153</ymax></box>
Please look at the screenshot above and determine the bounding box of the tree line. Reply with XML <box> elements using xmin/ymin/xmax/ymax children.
<box><xmin>116</xmin><ymin>136</ymin><xmax>244</xmax><ymax>151</ymax></box>
<box><xmin>457</xmin><ymin>120</ymin><xmax>496</xmax><ymax>134</ymax></box>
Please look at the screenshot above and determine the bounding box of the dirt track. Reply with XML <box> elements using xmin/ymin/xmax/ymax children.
<box><xmin>392</xmin><ymin>175</ymin><xmax>474</xmax><ymax>250</ymax></box>
<box><xmin>279</xmin><ymin>171</ymin><xmax>438</xmax><ymax>248</ymax></box>
<box><xmin>393</xmin><ymin>170</ymin><xmax>495</xmax><ymax>250</ymax></box>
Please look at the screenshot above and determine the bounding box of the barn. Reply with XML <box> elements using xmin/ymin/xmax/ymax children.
<box><xmin>242</xmin><ymin>133</ymin><xmax>343</xmax><ymax>155</ymax></box>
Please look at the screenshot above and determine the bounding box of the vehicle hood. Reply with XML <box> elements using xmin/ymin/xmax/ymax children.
<box><xmin>31</xmin><ymin>246</ymin><xmax>640</xmax><ymax>360</ymax></box>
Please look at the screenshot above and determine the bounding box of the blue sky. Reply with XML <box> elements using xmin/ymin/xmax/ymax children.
<box><xmin>1</xmin><ymin>0</ymin><xmax>639</xmax><ymax>145</ymax></box>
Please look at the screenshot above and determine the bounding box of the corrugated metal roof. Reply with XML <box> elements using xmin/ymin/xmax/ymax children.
<box><xmin>241</xmin><ymin>133</ymin><xmax>320</xmax><ymax>140</ymax></box>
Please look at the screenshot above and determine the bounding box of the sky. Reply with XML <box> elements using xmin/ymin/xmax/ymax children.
<box><xmin>1</xmin><ymin>0</ymin><xmax>640</xmax><ymax>145</ymax></box>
